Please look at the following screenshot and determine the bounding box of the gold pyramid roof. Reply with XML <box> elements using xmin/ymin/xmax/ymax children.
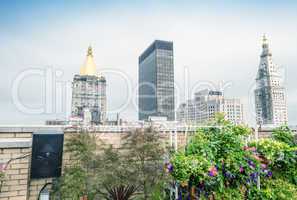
<box><xmin>80</xmin><ymin>46</ymin><xmax>97</xmax><ymax>76</ymax></box>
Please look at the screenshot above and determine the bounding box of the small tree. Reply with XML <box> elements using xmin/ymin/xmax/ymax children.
<box><xmin>122</xmin><ymin>127</ymin><xmax>169</xmax><ymax>200</ymax></box>
<box><xmin>51</xmin><ymin>132</ymin><xmax>98</xmax><ymax>199</ymax></box>
<box><xmin>52</xmin><ymin>131</ymin><xmax>140</xmax><ymax>200</ymax></box>
<box><xmin>94</xmin><ymin>145</ymin><xmax>138</xmax><ymax>199</ymax></box>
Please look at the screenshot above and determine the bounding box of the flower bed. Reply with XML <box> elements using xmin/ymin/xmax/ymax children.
<box><xmin>168</xmin><ymin>118</ymin><xmax>297</xmax><ymax>200</ymax></box>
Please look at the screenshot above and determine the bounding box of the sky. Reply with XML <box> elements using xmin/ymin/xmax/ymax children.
<box><xmin>0</xmin><ymin>0</ymin><xmax>297</xmax><ymax>125</ymax></box>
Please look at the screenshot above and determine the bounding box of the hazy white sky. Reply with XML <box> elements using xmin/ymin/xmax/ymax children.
<box><xmin>0</xmin><ymin>1</ymin><xmax>297</xmax><ymax>125</ymax></box>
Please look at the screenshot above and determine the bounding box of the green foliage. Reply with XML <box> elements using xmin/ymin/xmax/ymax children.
<box><xmin>0</xmin><ymin>171</ymin><xmax>5</xmax><ymax>192</ymax></box>
<box><xmin>209</xmin><ymin>112</ymin><xmax>230</xmax><ymax>126</ymax></box>
<box><xmin>52</xmin><ymin>166</ymin><xmax>89</xmax><ymax>199</ymax></box>
<box><xmin>215</xmin><ymin>187</ymin><xmax>245</xmax><ymax>199</ymax></box>
<box><xmin>170</xmin><ymin>153</ymin><xmax>210</xmax><ymax>184</ymax></box>
<box><xmin>0</xmin><ymin>172</ymin><xmax>4</xmax><ymax>180</ymax></box>
<box><xmin>250</xmin><ymin>138</ymin><xmax>297</xmax><ymax>185</ymax></box>
<box><xmin>53</xmin><ymin>128</ymin><xmax>168</xmax><ymax>200</ymax></box>
<box><xmin>52</xmin><ymin>132</ymin><xmax>99</xmax><ymax>199</ymax></box>
<box><xmin>65</xmin><ymin>132</ymin><xmax>97</xmax><ymax>165</ymax></box>
<box><xmin>249</xmin><ymin>139</ymin><xmax>290</xmax><ymax>161</ymax></box>
<box><xmin>150</xmin><ymin>181</ymin><xmax>170</xmax><ymax>200</ymax></box>
<box><xmin>248</xmin><ymin>179</ymin><xmax>297</xmax><ymax>200</ymax></box>
<box><xmin>170</xmin><ymin>119</ymin><xmax>258</xmax><ymax>198</ymax></box>
<box><xmin>122</xmin><ymin>127</ymin><xmax>169</xmax><ymax>200</ymax></box>
<box><xmin>169</xmin><ymin>116</ymin><xmax>297</xmax><ymax>199</ymax></box>
<box><xmin>95</xmin><ymin>145</ymin><xmax>129</xmax><ymax>187</ymax></box>
<box><xmin>54</xmin><ymin>132</ymin><xmax>131</xmax><ymax>199</ymax></box>
<box><xmin>52</xmin><ymin>122</ymin><xmax>297</xmax><ymax>199</ymax></box>
<box><xmin>272</xmin><ymin>126</ymin><xmax>296</xmax><ymax>147</ymax></box>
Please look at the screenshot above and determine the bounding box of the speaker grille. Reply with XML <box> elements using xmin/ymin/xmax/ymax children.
<box><xmin>31</xmin><ymin>132</ymin><xmax>64</xmax><ymax>179</ymax></box>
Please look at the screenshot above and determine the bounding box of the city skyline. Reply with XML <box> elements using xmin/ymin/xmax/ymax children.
<box><xmin>1</xmin><ymin>1</ymin><xmax>297</xmax><ymax>125</ymax></box>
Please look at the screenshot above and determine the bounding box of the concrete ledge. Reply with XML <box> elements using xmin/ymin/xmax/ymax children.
<box><xmin>0</xmin><ymin>125</ymin><xmax>201</xmax><ymax>133</ymax></box>
<box><xmin>0</xmin><ymin>138</ymin><xmax>32</xmax><ymax>148</ymax></box>
<box><xmin>0</xmin><ymin>125</ymin><xmax>64</xmax><ymax>133</ymax></box>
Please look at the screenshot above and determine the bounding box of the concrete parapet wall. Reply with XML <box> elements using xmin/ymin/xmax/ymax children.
<box><xmin>0</xmin><ymin>126</ymin><xmax>192</xmax><ymax>200</ymax></box>
<box><xmin>0</xmin><ymin>136</ymin><xmax>31</xmax><ymax>200</ymax></box>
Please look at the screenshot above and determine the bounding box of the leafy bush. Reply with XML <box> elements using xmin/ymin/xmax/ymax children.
<box><xmin>52</xmin><ymin>166</ymin><xmax>89</xmax><ymax>199</ymax></box>
<box><xmin>249</xmin><ymin>179</ymin><xmax>297</xmax><ymax>200</ymax></box>
<box><xmin>272</xmin><ymin>126</ymin><xmax>296</xmax><ymax>147</ymax></box>
<box><xmin>250</xmin><ymin>138</ymin><xmax>297</xmax><ymax>185</ymax></box>
<box><xmin>169</xmin><ymin>116</ymin><xmax>297</xmax><ymax>199</ymax></box>
<box><xmin>52</xmin><ymin>128</ymin><xmax>168</xmax><ymax>200</ymax></box>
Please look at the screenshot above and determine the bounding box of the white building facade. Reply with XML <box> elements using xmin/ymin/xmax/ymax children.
<box><xmin>71</xmin><ymin>46</ymin><xmax>107</xmax><ymax>125</ymax></box>
<box><xmin>177</xmin><ymin>89</ymin><xmax>244</xmax><ymax>125</ymax></box>
<box><xmin>254</xmin><ymin>35</ymin><xmax>288</xmax><ymax>126</ymax></box>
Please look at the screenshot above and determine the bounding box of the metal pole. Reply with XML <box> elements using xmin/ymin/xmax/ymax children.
<box><xmin>185</xmin><ymin>123</ymin><xmax>188</xmax><ymax>144</ymax></box>
<box><xmin>174</xmin><ymin>126</ymin><xmax>178</xmax><ymax>152</ymax></box>
<box><xmin>255</xmin><ymin>125</ymin><xmax>260</xmax><ymax>190</ymax></box>
<box><xmin>174</xmin><ymin>124</ymin><xmax>178</xmax><ymax>199</ymax></box>
<box><xmin>171</xmin><ymin>121</ymin><xmax>178</xmax><ymax>199</ymax></box>
<box><xmin>170</xmin><ymin>130</ymin><xmax>173</xmax><ymax>149</ymax></box>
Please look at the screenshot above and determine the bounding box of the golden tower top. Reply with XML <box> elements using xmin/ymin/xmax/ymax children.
<box><xmin>87</xmin><ymin>46</ymin><xmax>93</xmax><ymax>57</ymax></box>
<box><xmin>80</xmin><ymin>46</ymin><xmax>97</xmax><ymax>76</ymax></box>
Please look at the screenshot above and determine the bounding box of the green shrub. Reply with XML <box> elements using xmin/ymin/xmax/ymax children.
<box><xmin>169</xmin><ymin>116</ymin><xmax>297</xmax><ymax>199</ymax></box>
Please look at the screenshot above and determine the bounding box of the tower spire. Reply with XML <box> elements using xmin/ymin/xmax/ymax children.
<box><xmin>80</xmin><ymin>46</ymin><xmax>97</xmax><ymax>76</ymax></box>
<box><xmin>261</xmin><ymin>34</ymin><xmax>271</xmax><ymax>57</ymax></box>
<box><xmin>87</xmin><ymin>45</ymin><xmax>93</xmax><ymax>57</ymax></box>
<box><xmin>255</xmin><ymin>35</ymin><xmax>288</xmax><ymax>126</ymax></box>
<box><xmin>262</xmin><ymin>34</ymin><xmax>269</xmax><ymax>48</ymax></box>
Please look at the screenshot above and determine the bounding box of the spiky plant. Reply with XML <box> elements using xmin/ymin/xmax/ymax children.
<box><xmin>103</xmin><ymin>185</ymin><xmax>138</xmax><ymax>200</ymax></box>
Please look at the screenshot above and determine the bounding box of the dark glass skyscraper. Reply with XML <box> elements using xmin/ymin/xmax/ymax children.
<box><xmin>138</xmin><ymin>40</ymin><xmax>175</xmax><ymax>121</ymax></box>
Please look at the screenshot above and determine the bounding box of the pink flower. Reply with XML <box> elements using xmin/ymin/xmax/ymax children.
<box><xmin>250</xmin><ymin>147</ymin><xmax>257</xmax><ymax>152</ymax></box>
<box><xmin>253</xmin><ymin>155</ymin><xmax>262</xmax><ymax>161</ymax></box>
<box><xmin>239</xmin><ymin>166</ymin><xmax>244</xmax><ymax>173</ymax></box>
<box><xmin>0</xmin><ymin>163</ymin><xmax>8</xmax><ymax>172</ymax></box>
<box><xmin>208</xmin><ymin>166</ymin><xmax>218</xmax><ymax>177</ymax></box>
<box><xmin>244</xmin><ymin>146</ymin><xmax>257</xmax><ymax>152</ymax></box>
<box><xmin>261</xmin><ymin>164</ymin><xmax>267</xmax><ymax>169</ymax></box>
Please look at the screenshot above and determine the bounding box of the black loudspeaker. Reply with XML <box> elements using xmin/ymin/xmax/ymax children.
<box><xmin>31</xmin><ymin>131</ymin><xmax>64</xmax><ymax>179</ymax></box>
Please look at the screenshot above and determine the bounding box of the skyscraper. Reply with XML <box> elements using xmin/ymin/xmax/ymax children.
<box><xmin>254</xmin><ymin>35</ymin><xmax>288</xmax><ymax>126</ymax></box>
<box><xmin>71</xmin><ymin>46</ymin><xmax>107</xmax><ymax>124</ymax></box>
<box><xmin>177</xmin><ymin>89</ymin><xmax>244</xmax><ymax>125</ymax></box>
<box><xmin>138</xmin><ymin>40</ymin><xmax>175</xmax><ymax>121</ymax></box>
